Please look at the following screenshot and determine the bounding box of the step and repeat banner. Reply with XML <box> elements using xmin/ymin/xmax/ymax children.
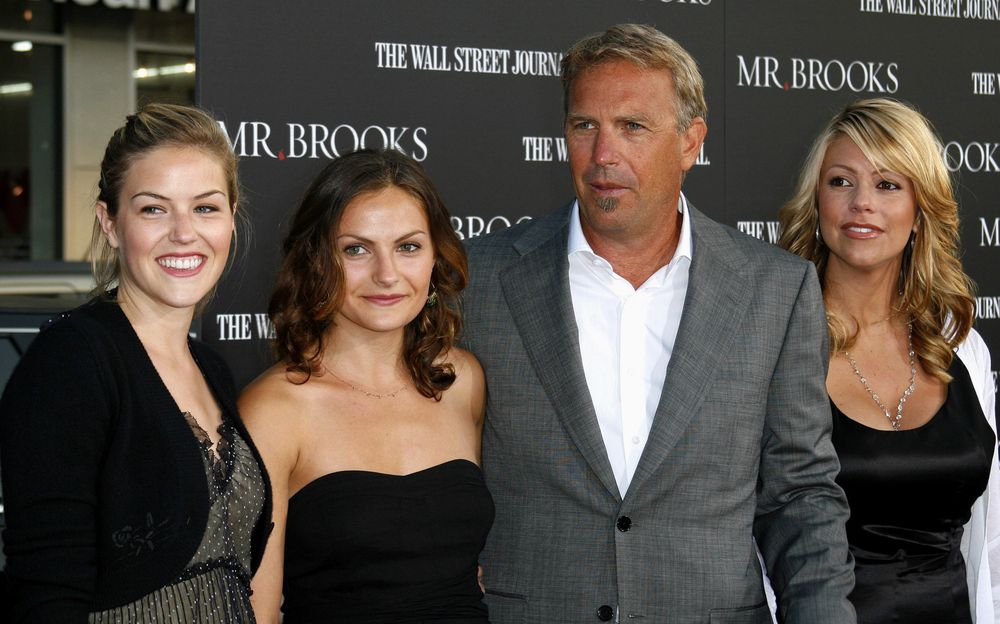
<box><xmin>197</xmin><ymin>0</ymin><xmax>1000</xmax><ymax>390</ymax></box>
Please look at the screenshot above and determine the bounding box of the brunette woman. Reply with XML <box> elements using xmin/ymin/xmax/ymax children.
<box><xmin>241</xmin><ymin>149</ymin><xmax>491</xmax><ymax>624</ymax></box>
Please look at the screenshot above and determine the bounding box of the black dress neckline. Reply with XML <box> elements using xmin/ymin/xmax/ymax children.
<box><xmin>832</xmin><ymin>354</ymin><xmax>995</xmax><ymax>624</ymax></box>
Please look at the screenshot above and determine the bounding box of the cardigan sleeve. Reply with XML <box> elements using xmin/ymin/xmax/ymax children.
<box><xmin>1</xmin><ymin>319</ymin><xmax>115</xmax><ymax>623</ymax></box>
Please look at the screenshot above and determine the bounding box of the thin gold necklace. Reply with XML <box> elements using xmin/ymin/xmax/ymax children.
<box><xmin>327</xmin><ymin>369</ymin><xmax>408</xmax><ymax>399</ymax></box>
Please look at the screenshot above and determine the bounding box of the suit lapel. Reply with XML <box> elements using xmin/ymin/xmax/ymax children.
<box><xmin>627</xmin><ymin>206</ymin><xmax>754</xmax><ymax>497</ymax></box>
<box><xmin>498</xmin><ymin>208</ymin><xmax>620</xmax><ymax>499</ymax></box>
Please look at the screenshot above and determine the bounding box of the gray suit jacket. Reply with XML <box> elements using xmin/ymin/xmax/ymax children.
<box><xmin>462</xmin><ymin>202</ymin><xmax>855</xmax><ymax>624</ymax></box>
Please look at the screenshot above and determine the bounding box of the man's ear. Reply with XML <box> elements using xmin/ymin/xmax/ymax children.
<box><xmin>680</xmin><ymin>117</ymin><xmax>707</xmax><ymax>172</ymax></box>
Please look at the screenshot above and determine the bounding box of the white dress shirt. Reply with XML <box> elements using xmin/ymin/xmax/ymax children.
<box><xmin>567</xmin><ymin>195</ymin><xmax>693</xmax><ymax>497</ymax></box>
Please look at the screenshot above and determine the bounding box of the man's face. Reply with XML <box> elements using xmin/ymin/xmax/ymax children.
<box><xmin>565</xmin><ymin>59</ymin><xmax>706</xmax><ymax>243</ymax></box>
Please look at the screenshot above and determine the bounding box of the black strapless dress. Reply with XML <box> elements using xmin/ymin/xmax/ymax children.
<box><xmin>833</xmin><ymin>357</ymin><xmax>995</xmax><ymax>624</ymax></box>
<box><xmin>282</xmin><ymin>459</ymin><xmax>494</xmax><ymax>623</ymax></box>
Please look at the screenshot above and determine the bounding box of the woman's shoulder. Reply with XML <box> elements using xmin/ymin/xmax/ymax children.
<box><xmin>1</xmin><ymin>301</ymin><xmax>121</xmax><ymax>438</ymax></box>
<box><xmin>439</xmin><ymin>347</ymin><xmax>485</xmax><ymax>422</ymax></box>
<box><xmin>36</xmin><ymin>296</ymin><xmax>110</xmax><ymax>334</ymax></box>
<box><xmin>955</xmin><ymin>328</ymin><xmax>991</xmax><ymax>372</ymax></box>
<box><xmin>239</xmin><ymin>363</ymin><xmax>334</xmax><ymax>431</ymax></box>
<box><xmin>238</xmin><ymin>363</ymin><xmax>351</xmax><ymax>472</ymax></box>
<box><xmin>240</xmin><ymin>364</ymin><xmax>302</xmax><ymax>412</ymax></box>
<box><xmin>443</xmin><ymin>347</ymin><xmax>484</xmax><ymax>389</ymax></box>
<box><xmin>237</xmin><ymin>365</ymin><xmax>305</xmax><ymax>452</ymax></box>
<box><xmin>13</xmin><ymin>299</ymin><xmax>122</xmax><ymax>379</ymax></box>
<box><xmin>446</xmin><ymin>346</ymin><xmax>482</xmax><ymax>372</ymax></box>
<box><xmin>953</xmin><ymin>328</ymin><xmax>994</xmax><ymax>429</ymax></box>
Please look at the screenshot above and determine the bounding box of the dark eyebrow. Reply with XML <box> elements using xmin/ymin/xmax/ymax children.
<box><xmin>336</xmin><ymin>230</ymin><xmax>428</xmax><ymax>244</ymax></box>
<box><xmin>130</xmin><ymin>190</ymin><xmax>227</xmax><ymax>201</ymax></box>
<box><xmin>565</xmin><ymin>113</ymin><xmax>654</xmax><ymax>126</ymax></box>
<box><xmin>825</xmin><ymin>163</ymin><xmax>903</xmax><ymax>180</ymax></box>
<box><xmin>618</xmin><ymin>113</ymin><xmax>652</xmax><ymax>122</ymax></box>
<box><xmin>395</xmin><ymin>230</ymin><xmax>427</xmax><ymax>242</ymax></box>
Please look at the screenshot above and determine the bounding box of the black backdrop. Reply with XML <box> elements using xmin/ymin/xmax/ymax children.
<box><xmin>197</xmin><ymin>0</ymin><xmax>1000</xmax><ymax>391</ymax></box>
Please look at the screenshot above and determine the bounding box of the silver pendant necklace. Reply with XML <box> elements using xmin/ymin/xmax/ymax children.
<box><xmin>842</xmin><ymin>322</ymin><xmax>916</xmax><ymax>432</ymax></box>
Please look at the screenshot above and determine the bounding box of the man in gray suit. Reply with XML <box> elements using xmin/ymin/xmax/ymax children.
<box><xmin>462</xmin><ymin>24</ymin><xmax>855</xmax><ymax>623</ymax></box>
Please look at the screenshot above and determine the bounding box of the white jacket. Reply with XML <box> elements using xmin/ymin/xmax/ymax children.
<box><xmin>956</xmin><ymin>329</ymin><xmax>1000</xmax><ymax>624</ymax></box>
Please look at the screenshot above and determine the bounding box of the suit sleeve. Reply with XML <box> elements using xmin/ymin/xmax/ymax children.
<box><xmin>753</xmin><ymin>263</ymin><xmax>856</xmax><ymax>624</ymax></box>
<box><xmin>1</xmin><ymin>323</ymin><xmax>113</xmax><ymax>623</ymax></box>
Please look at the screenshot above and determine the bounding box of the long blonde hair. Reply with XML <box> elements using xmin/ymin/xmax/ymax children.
<box><xmin>778</xmin><ymin>98</ymin><xmax>974</xmax><ymax>382</ymax></box>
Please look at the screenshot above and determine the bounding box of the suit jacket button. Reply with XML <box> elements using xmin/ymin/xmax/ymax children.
<box><xmin>616</xmin><ymin>515</ymin><xmax>632</xmax><ymax>532</ymax></box>
<box><xmin>597</xmin><ymin>605</ymin><xmax>615</xmax><ymax>621</ymax></box>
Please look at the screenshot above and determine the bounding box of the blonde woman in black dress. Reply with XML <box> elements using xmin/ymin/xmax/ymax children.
<box><xmin>780</xmin><ymin>98</ymin><xmax>1000</xmax><ymax>623</ymax></box>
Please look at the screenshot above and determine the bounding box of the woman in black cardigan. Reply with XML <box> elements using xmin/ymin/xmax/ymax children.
<box><xmin>0</xmin><ymin>103</ymin><xmax>271</xmax><ymax>623</ymax></box>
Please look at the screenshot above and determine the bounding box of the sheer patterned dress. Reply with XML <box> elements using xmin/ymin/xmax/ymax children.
<box><xmin>88</xmin><ymin>412</ymin><xmax>265</xmax><ymax>624</ymax></box>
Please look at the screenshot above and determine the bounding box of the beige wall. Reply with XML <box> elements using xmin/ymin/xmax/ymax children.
<box><xmin>62</xmin><ymin>13</ymin><xmax>134</xmax><ymax>260</ymax></box>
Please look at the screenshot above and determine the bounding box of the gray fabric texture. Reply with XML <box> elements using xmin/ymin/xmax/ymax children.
<box><xmin>461</xmin><ymin>202</ymin><xmax>855</xmax><ymax>624</ymax></box>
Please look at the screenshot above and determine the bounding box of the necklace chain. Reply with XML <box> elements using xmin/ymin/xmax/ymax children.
<box><xmin>327</xmin><ymin>369</ymin><xmax>407</xmax><ymax>399</ymax></box>
<box><xmin>843</xmin><ymin>322</ymin><xmax>916</xmax><ymax>432</ymax></box>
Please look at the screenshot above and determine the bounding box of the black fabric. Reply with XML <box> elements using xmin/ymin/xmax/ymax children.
<box><xmin>89</xmin><ymin>412</ymin><xmax>265</xmax><ymax>623</ymax></box>
<box><xmin>833</xmin><ymin>356</ymin><xmax>995</xmax><ymax>624</ymax></box>
<box><xmin>0</xmin><ymin>297</ymin><xmax>272</xmax><ymax>623</ymax></box>
<box><xmin>282</xmin><ymin>459</ymin><xmax>494</xmax><ymax>623</ymax></box>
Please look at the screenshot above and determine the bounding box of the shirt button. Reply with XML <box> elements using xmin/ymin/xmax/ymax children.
<box><xmin>616</xmin><ymin>516</ymin><xmax>632</xmax><ymax>532</ymax></box>
<box><xmin>631</xmin><ymin>436</ymin><xmax>640</xmax><ymax>445</ymax></box>
<box><xmin>597</xmin><ymin>605</ymin><xmax>615</xmax><ymax>621</ymax></box>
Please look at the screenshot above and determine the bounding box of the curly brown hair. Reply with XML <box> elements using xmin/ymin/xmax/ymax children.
<box><xmin>269</xmin><ymin>149</ymin><xmax>467</xmax><ymax>399</ymax></box>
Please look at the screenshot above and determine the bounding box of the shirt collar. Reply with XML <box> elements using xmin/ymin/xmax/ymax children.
<box><xmin>567</xmin><ymin>193</ymin><xmax>693</xmax><ymax>267</ymax></box>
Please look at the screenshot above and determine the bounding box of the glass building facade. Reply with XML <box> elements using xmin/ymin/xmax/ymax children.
<box><xmin>0</xmin><ymin>0</ymin><xmax>195</xmax><ymax>267</ymax></box>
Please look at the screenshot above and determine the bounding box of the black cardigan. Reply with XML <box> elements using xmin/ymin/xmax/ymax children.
<box><xmin>0</xmin><ymin>298</ymin><xmax>273</xmax><ymax>622</ymax></box>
